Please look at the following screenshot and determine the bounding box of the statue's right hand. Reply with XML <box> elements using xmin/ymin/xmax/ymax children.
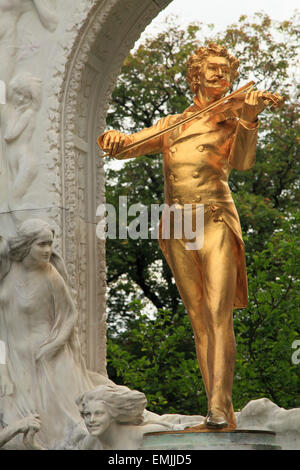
<box><xmin>0</xmin><ymin>364</ymin><xmax>14</xmax><ymax>397</ymax></box>
<box><xmin>101</xmin><ymin>130</ymin><xmax>129</xmax><ymax>157</ymax></box>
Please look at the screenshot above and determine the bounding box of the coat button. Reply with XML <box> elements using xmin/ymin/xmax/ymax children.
<box><xmin>195</xmin><ymin>195</ymin><xmax>202</xmax><ymax>202</ymax></box>
<box><xmin>169</xmin><ymin>174</ymin><xmax>175</xmax><ymax>181</ymax></box>
<box><xmin>192</xmin><ymin>171</ymin><xmax>199</xmax><ymax>178</ymax></box>
<box><xmin>197</xmin><ymin>145</ymin><xmax>204</xmax><ymax>152</ymax></box>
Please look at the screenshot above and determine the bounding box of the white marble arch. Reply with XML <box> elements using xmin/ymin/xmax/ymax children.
<box><xmin>51</xmin><ymin>0</ymin><xmax>172</xmax><ymax>374</ymax></box>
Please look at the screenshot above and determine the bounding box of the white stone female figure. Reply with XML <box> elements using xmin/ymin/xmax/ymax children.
<box><xmin>77</xmin><ymin>385</ymin><xmax>185</xmax><ymax>450</ymax></box>
<box><xmin>0</xmin><ymin>0</ymin><xmax>58</xmax><ymax>84</ymax></box>
<box><xmin>2</xmin><ymin>72</ymin><xmax>41</xmax><ymax>204</ymax></box>
<box><xmin>0</xmin><ymin>219</ymin><xmax>113</xmax><ymax>449</ymax></box>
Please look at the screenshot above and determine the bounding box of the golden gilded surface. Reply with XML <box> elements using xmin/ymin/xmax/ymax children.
<box><xmin>97</xmin><ymin>43</ymin><xmax>283</xmax><ymax>430</ymax></box>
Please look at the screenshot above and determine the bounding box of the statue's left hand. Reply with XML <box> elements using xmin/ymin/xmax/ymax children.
<box><xmin>241</xmin><ymin>90</ymin><xmax>269</xmax><ymax>123</ymax></box>
<box><xmin>100</xmin><ymin>130</ymin><xmax>130</xmax><ymax>157</ymax></box>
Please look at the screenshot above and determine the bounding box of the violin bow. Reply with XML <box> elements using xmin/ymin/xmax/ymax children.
<box><xmin>99</xmin><ymin>80</ymin><xmax>255</xmax><ymax>159</ymax></box>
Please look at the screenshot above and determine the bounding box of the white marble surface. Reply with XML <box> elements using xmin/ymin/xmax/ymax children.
<box><xmin>236</xmin><ymin>398</ymin><xmax>300</xmax><ymax>450</ymax></box>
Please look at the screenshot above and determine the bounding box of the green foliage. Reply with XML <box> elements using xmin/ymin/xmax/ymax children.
<box><xmin>233</xmin><ymin>213</ymin><xmax>300</xmax><ymax>409</ymax></box>
<box><xmin>107</xmin><ymin>20</ymin><xmax>199</xmax><ymax>132</ymax></box>
<box><xmin>105</xmin><ymin>13</ymin><xmax>300</xmax><ymax>414</ymax></box>
<box><xmin>107</xmin><ymin>302</ymin><xmax>206</xmax><ymax>415</ymax></box>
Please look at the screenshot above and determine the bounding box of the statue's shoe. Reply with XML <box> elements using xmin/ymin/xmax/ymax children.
<box><xmin>205</xmin><ymin>409</ymin><xmax>228</xmax><ymax>429</ymax></box>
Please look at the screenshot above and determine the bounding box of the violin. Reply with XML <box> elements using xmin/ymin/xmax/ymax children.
<box><xmin>210</xmin><ymin>85</ymin><xmax>284</xmax><ymax>118</ymax></box>
<box><xmin>99</xmin><ymin>81</ymin><xmax>284</xmax><ymax>159</ymax></box>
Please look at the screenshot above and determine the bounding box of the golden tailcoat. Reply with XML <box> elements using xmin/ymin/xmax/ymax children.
<box><xmin>98</xmin><ymin>98</ymin><xmax>259</xmax><ymax>308</ymax></box>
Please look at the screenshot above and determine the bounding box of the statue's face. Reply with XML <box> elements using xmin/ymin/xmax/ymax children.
<box><xmin>81</xmin><ymin>401</ymin><xmax>111</xmax><ymax>437</ymax></box>
<box><xmin>198</xmin><ymin>55</ymin><xmax>231</xmax><ymax>97</ymax></box>
<box><xmin>28</xmin><ymin>229</ymin><xmax>53</xmax><ymax>265</ymax></box>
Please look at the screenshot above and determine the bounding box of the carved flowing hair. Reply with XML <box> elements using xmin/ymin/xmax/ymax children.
<box><xmin>186</xmin><ymin>43</ymin><xmax>240</xmax><ymax>94</ymax></box>
<box><xmin>0</xmin><ymin>218</ymin><xmax>68</xmax><ymax>282</ymax></box>
<box><xmin>77</xmin><ymin>385</ymin><xmax>147</xmax><ymax>426</ymax></box>
<box><xmin>8</xmin><ymin>73</ymin><xmax>42</xmax><ymax>111</ymax></box>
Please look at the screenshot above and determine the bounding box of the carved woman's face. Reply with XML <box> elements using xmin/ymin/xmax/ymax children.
<box><xmin>81</xmin><ymin>401</ymin><xmax>112</xmax><ymax>437</ymax></box>
<box><xmin>27</xmin><ymin>229</ymin><xmax>54</xmax><ymax>266</ymax></box>
<box><xmin>12</xmin><ymin>88</ymin><xmax>32</xmax><ymax>107</ymax></box>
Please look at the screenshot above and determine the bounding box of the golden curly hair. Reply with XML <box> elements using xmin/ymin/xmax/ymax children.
<box><xmin>187</xmin><ymin>43</ymin><xmax>239</xmax><ymax>94</ymax></box>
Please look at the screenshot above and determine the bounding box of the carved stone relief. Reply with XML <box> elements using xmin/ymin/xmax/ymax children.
<box><xmin>0</xmin><ymin>0</ymin><xmax>173</xmax><ymax>372</ymax></box>
<box><xmin>0</xmin><ymin>0</ymin><xmax>59</xmax><ymax>239</ymax></box>
<box><xmin>0</xmin><ymin>0</ymin><xmax>58</xmax><ymax>85</ymax></box>
<box><xmin>3</xmin><ymin>73</ymin><xmax>42</xmax><ymax>215</ymax></box>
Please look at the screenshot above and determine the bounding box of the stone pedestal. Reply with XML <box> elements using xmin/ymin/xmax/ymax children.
<box><xmin>141</xmin><ymin>429</ymin><xmax>281</xmax><ymax>450</ymax></box>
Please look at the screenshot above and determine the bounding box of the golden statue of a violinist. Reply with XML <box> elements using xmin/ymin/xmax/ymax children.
<box><xmin>97</xmin><ymin>43</ymin><xmax>283</xmax><ymax>430</ymax></box>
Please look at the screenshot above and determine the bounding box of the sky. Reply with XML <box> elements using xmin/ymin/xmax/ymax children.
<box><xmin>144</xmin><ymin>0</ymin><xmax>298</xmax><ymax>36</ymax></box>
